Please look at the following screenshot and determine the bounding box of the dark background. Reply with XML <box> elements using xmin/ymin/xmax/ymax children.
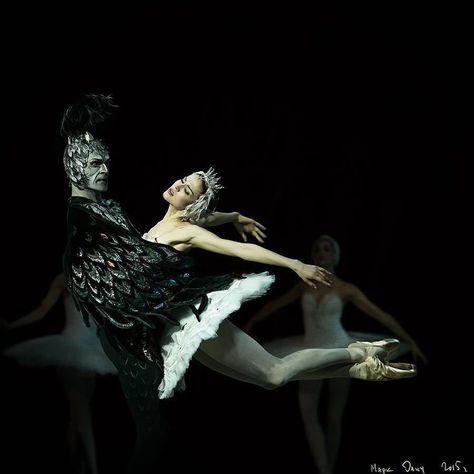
<box><xmin>2</xmin><ymin>6</ymin><xmax>471</xmax><ymax>473</ymax></box>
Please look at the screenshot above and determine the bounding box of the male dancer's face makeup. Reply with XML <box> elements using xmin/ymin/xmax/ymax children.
<box><xmin>84</xmin><ymin>152</ymin><xmax>111</xmax><ymax>192</ymax></box>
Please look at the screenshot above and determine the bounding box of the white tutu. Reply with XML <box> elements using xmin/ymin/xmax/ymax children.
<box><xmin>4</xmin><ymin>331</ymin><xmax>117</xmax><ymax>375</ymax></box>
<box><xmin>158</xmin><ymin>271</ymin><xmax>275</xmax><ymax>399</ymax></box>
<box><xmin>4</xmin><ymin>299</ymin><xmax>117</xmax><ymax>375</ymax></box>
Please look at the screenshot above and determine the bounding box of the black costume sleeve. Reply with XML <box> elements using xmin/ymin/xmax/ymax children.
<box><xmin>63</xmin><ymin>197</ymin><xmax>235</xmax><ymax>365</ymax></box>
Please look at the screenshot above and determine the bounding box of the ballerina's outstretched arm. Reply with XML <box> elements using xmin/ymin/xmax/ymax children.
<box><xmin>184</xmin><ymin>224</ymin><xmax>332</xmax><ymax>288</ymax></box>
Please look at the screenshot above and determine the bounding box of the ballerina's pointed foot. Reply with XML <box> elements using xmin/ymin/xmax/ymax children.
<box><xmin>348</xmin><ymin>338</ymin><xmax>400</xmax><ymax>362</ymax></box>
<box><xmin>349</xmin><ymin>356</ymin><xmax>417</xmax><ymax>381</ymax></box>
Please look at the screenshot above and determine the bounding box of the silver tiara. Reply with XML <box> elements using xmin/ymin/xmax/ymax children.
<box><xmin>182</xmin><ymin>167</ymin><xmax>224</xmax><ymax>222</ymax></box>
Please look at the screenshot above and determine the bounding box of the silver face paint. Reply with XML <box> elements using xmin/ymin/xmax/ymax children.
<box><xmin>83</xmin><ymin>151</ymin><xmax>111</xmax><ymax>192</ymax></box>
<box><xmin>63</xmin><ymin>132</ymin><xmax>110</xmax><ymax>190</ymax></box>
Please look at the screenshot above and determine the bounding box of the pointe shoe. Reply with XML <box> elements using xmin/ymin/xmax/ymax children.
<box><xmin>349</xmin><ymin>356</ymin><xmax>417</xmax><ymax>381</ymax></box>
<box><xmin>348</xmin><ymin>338</ymin><xmax>400</xmax><ymax>362</ymax></box>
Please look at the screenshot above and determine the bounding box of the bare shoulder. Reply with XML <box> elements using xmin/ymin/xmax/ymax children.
<box><xmin>183</xmin><ymin>222</ymin><xmax>207</xmax><ymax>237</ymax></box>
<box><xmin>337</xmin><ymin>279</ymin><xmax>361</xmax><ymax>299</ymax></box>
<box><xmin>145</xmin><ymin>220</ymin><xmax>198</xmax><ymax>247</ymax></box>
<box><xmin>169</xmin><ymin>221</ymin><xmax>200</xmax><ymax>241</ymax></box>
<box><xmin>174</xmin><ymin>222</ymin><xmax>223</xmax><ymax>245</ymax></box>
<box><xmin>186</xmin><ymin>224</ymin><xmax>226</xmax><ymax>245</ymax></box>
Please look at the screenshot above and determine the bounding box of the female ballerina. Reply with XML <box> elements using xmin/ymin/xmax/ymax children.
<box><xmin>62</xmin><ymin>97</ymin><xmax>416</xmax><ymax>470</ymax></box>
<box><xmin>243</xmin><ymin>234</ymin><xmax>428</xmax><ymax>474</ymax></box>
<box><xmin>135</xmin><ymin>172</ymin><xmax>417</xmax><ymax>400</ymax></box>
<box><xmin>1</xmin><ymin>272</ymin><xmax>117</xmax><ymax>474</ymax></box>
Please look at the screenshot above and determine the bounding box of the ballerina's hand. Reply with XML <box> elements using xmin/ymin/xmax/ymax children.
<box><xmin>233</xmin><ymin>214</ymin><xmax>267</xmax><ymax>243</ymax></box>
<box><xmin>295</xmin><ymin>263</ymin><xmax>333</xmax><ymax>288</ymax></box>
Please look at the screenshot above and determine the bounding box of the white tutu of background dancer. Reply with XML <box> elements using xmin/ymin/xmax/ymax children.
<box><xmin>2</xmin><ymin>272</ymin><xmax>117</xmax><ymax>474</ymax></box>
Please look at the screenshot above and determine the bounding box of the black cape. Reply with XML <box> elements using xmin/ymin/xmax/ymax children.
<box><xmin>63</xmin><ymin>197</ymin><xmax>235</xmax><ymax>368</ymax></box>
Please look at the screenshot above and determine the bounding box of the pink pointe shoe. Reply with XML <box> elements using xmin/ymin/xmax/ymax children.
<box><xmin>349</xmin><ymin>356</ymin><xmax>417</xmax><ymax>381</ymax></box>
<box><xmin>348</xmin><ymin>338</ymin><xmax>400</xmax><ymax>362</ymax></box>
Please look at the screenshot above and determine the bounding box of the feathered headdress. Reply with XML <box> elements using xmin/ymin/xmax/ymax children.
<box><xmin>61</xmin><ymin>94</ymin><xmax>117</xmax><ymax>188</ymax></box>
<box><xmin>182</xmin><ymin>168</ymin><xmax>224</xmax><ymax>222</ymax></box>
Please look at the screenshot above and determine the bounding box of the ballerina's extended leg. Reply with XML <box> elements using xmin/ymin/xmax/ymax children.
<box><xmin>198</xmin><ymin>321</ymin><xmax>415</xmax><ymax>389</ymax></box>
